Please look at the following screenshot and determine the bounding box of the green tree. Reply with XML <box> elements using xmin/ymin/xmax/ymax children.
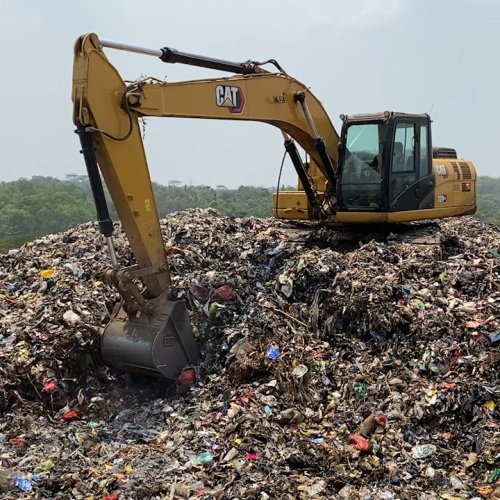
<box><xmin>1</xmin><ymin>175</ymin><xmax>499</xmax><ymax>253</ymax></box>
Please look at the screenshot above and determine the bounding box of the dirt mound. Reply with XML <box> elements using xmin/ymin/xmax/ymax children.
<box><xmin>0</xmin><ymin>210</ymin><xmax>498</xmax><ymax>498</ymax></box>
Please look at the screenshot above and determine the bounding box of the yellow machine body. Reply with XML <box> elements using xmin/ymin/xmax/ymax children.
<box><xmin>72</xmin><ymin>33</ymin><xmax>477</xmax><ymax>378</ymax></box>
<box><xmin>273</xmin><ymin>158</ymin><xmax>476</xmax><ymax>223</ymax></box>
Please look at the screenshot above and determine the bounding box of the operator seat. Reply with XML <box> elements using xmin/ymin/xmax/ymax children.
<box><xmin>393</xmin><ymin>142</ymin><xmax>404</xmax><ymax>170</ymax></box>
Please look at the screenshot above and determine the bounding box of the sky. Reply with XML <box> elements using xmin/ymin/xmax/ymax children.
<box><xmin>0</xmin><ymin>0</ymin><xmax>499</xmax><ymax>188</ymax></box>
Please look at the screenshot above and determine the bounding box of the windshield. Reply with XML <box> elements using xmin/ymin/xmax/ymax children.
<box><xmin>340</xmin><ymin>122</ymin><xmax>384</xmax><ymax>210</ymax></box>
<box><xmin>345</xmin><ymin>123</ymin><xmax>384</xmax><ymax>170</ymax></box>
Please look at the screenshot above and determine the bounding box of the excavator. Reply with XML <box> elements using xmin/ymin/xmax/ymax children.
<box><xmin>72</xmin><ymin>33</ymin><xmax>476</xmax><ymax>379</ymax></box>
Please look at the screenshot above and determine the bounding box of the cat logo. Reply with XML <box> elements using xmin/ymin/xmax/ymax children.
<box><xmin>436</xmin><ymin>164</ymin><xmax>449</xmax><ymax>177</ymax></box>
<box><xmin>215</xmin><ymin>85</ymin><xmax>245</xmax><ymax>113</ymax></box>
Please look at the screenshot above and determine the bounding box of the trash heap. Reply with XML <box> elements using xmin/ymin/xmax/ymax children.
<box><xmin>0</xmin><ymin>209</ymin><xmax>498</xmax><ymax>499</ymax></box>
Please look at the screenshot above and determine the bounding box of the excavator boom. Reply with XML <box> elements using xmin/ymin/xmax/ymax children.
<box><xmin>72</xmin><ymin>33</ymin><xmax>341</xmax><ymax>378</ymax></box>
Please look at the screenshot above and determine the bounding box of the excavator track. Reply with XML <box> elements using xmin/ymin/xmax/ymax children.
<box><xmin>277</xmin><ymin>220</ymin><xmax>442</xmax><ymax>251</ymax></box>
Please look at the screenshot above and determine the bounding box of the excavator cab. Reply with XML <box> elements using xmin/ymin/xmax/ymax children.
<box><xmin>337</xmin><ymin>112</ymin><xmax>435</xmax><ymax>216</ymax></box>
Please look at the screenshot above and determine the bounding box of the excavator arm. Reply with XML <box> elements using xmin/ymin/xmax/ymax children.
<box><xmin>72</xmin><ymin>33</ymin><xmax>340</xmax><ymax>378</ymax></box>
<box><xmin>128</xmin><ymin>75</ymin><xmax>339</xmax><ymax>170</ymax></box>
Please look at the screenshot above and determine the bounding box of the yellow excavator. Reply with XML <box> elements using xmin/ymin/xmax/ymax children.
<box><xmin>72</xmin><ymin>33</ymin><xmax>476</xmax><ymax>378</ymax></box>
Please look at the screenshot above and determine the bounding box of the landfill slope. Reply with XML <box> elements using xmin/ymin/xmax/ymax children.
<box><xmin>0</xmin><ymin>209</ymin><xmax>499</xmax><ymax>499</ymax></box>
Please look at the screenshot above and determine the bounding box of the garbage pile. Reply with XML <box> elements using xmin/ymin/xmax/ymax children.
<box><xmin>0</xmin><ymin>209</ymin><xmax>498</xmax><ymax>499</ymax></box>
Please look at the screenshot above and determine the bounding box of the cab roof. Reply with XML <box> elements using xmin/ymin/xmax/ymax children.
<box><xmin>341</xmin><ymin>111</ymin><xmax>431</xmax><ymax>123</ymax></box>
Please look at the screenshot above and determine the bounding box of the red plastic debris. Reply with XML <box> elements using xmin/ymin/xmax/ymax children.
<box><xmin>232</xmin><ymin>392</ymin><xmax>255</xmax><ymax>405</ymax></box>
<box><xmin>61</xmin><ymin>409</ymin><xmax>79</xmax><ymax>422</ymax></box>
<box><xmin>348</xmin><ymin>434</ymin><xmax>372</xmax><ymax>452</ymax></box>
<box><xmin>251</xmin><ymin>220</ymin><xmax>262</xmax><ymax>231</ymax></box>
<box><xmin>103</xmin><ymin>494</ymin><xmax>119</xmax><ymax>500</ymax></box>
<box><xmin>245</xmin><ymin>453</ymin><xmax>259</xmax><ymax>461</ymax></box>
<box><xmin>215</xmin><ymin>285</ymin><xmax>237</xmax><ymax>302</ymax></box>
<box><xmin>9</xmin><ymin>438</ymin><xmax>27</xmax><ymax>447</ymax></box>
<box><xmin>375</xmin><ymin>414</ymin><xmax>388</xmax><ymax>428</ymax></box>
<box><xmin>441</xmin><ymin>382</ymin><xmax>456</xmax><ymax>389</ymax></box>
<box><xmin>43</xmin><ymin>379</ymin><xmax>57</xmax><ymax>393</ymax></box>
<box><xmin>176</xmin><ymin>368</ymin><xmax>196</xmax><ymax>387</ymax></box>
<box><xmin>450</xmin><ymin>350</ymin><xmax>462</xmax><ymax>369</ymax></box>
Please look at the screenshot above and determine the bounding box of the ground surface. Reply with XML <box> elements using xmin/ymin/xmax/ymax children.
<box><xmin>0</xmin><ymin>210</ymin><xmax>499</xmax><ymax>499</ymax></box>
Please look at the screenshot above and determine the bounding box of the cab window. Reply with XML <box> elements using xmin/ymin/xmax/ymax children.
<box><xmin>343</xmin><ymin>123</ymin><xmax>384</xmax><ymax>179</ymax></box>
<box><xmin>340</xmin><ymin>123</ymin><xmax>384</xmax><ymax>210</ymax></box>
<box><xmin>393</xmin><ymin>123</ymin><xmax>415</xmax><ymax>172</ymax></box>
<box><xmin>419</xmin><ymin>123</ymin><xmax>430</xmax><ymax>176</ymax></box>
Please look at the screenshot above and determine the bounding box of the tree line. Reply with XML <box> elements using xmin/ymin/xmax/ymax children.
<box><xmin>0</xmin><ymin>175</ymin><xmax>499</xmax><ymax>252</ymax></box>
<box><xmin>0</xmin><ymin>176</ymin><xmax>274</xmax><ymax>252</ymax></box>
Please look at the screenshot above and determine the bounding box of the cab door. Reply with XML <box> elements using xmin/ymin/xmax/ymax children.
<box><xmin>389</xmin><ymin>121</ymin><xmax>420</xmax><ymax>212</ymax></box>
<box><xmin>416</xmin><ymin>121</ymin><xmax>434</xmax><ymax>209</ymax></box>
<box><xmin>338</xmin><ymin>122</ymin><xmax>385</xmax><ymax>212</ymax></box>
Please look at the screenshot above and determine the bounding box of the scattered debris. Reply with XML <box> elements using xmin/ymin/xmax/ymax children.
<box><xmin>0</xmin><ymin>209</ymin><xmax>498</xmax><ymax>498</ymax></box>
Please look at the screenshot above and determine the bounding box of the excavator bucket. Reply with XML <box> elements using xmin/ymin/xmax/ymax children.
<box><xmin>101</xmin><ymin>296</ymin><xmax>199</xmax><ymax>379</ymax></box>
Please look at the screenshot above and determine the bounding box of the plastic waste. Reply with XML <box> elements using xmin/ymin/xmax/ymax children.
<box><xmin>15</xmin><ymin>477</ymin><xmax>33</xmax><ymax>492</ymax></box>
<box><xmin>43</xmin><ymin>378</ymin><xmax>57</xmax><ymax>393</ymax></box>
<box><xmin>40</xmin><ymin>268</ymin><xmax>56</xmax><ymax>278</ymax></box>
<box><xmin>4</xmin><ymin>282</ymin><xmax>21</xmax><ymax>293</ymax></box>
<box><xmin>61</xmin><ymin>409</ymin><xmax>79</xmax><ymax>422</ymax></box>
<box><xmin>103</xmin><ymin>494</ymin><xmax>119</xmax><ymax>500</ymax></box>
<box><xmin>42</xmin><ymin>459</ymin><xmax>55</xmax><ymax>471</ymax></box>
<box><xmin>353</xmin><ymin>382</ymin><xmax>368</xmax><ymax>398</ymax></box>
<box><xmin>411</xmin><ymin>444</ymin><xmax>437</xmax><ymax>459</ymax></box>
<box><xmin>215</xmin><ymin>285</ymin><xmax>237</xmax><ymax>302</ymax></box>
<box><xmin>277</xmin><ymin>274</ymin><xmax>293</xmax><ymax>298</ymax></box>
<box><xmin>9</xmin><ymin>437</ymin><xmax>26</xmax><ymax>446</ymax></box>
<box><xmin>175</xmin><ymin>368</ymin><xmax>196</xmax><ymax>387</ymax></box>
<box><xmin>488</xmin><ymin>468</ymin><xmax>500</xmax><ymax>483</ymax></box>
<box><xmin>348</xmin><ymin>435</ymin><xmax>372</xmax><ymax>452</ymax></box>
<box><xmin>483</xmin><ymin>400</ymin><xmax>495</xmax><ymax>413</ymax></box>
<box><xmin>267</xmin><ymin>242</ymin><xmax>286</xmax><ymax>256</ymax></box>
<box><xmin>291</xmin><ymin>364</ymin><xmax>308</xmax><ymax>378</ymax></box>
<box><xmin>197</xmin><ymin>452</ymin><xmax>214</xmax><ymax>465</ymax></box>
<box><xmin>265</xmin><ymin>345</ymin><xmax>280</xmax><ymax>360</ymax></box>
<box><xmin>484</xmin><ymin>331</ymin><xmax>500</xmax><ymax>347</ymax></box>
<box><xmin>222</xmin><ymin>448</ymin><xmax>238</xmax><ymax>462</ymax></box>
